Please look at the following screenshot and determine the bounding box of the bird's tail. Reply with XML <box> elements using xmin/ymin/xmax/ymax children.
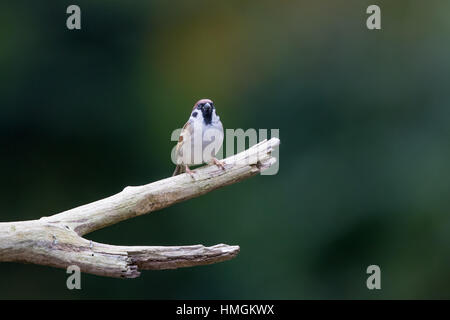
<box><xmin>172</xmin><ymin>164</ymin><xmax>185</xmax><ymax>176</ymax></box>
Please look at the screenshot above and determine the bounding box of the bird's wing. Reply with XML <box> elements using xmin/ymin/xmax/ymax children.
<box><xmin>175</xmin><ymin>120</ymin><xmax>194</xmax><ymax>161</ymax></box>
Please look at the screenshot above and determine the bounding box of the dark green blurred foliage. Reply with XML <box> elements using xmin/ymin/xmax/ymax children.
<box><xmin>1</xmin><ymin>0</ymin><xmax>450</xmax><ymax>299</ymax></box>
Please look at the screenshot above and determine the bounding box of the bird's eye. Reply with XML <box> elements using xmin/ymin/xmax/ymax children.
<box><xmin>192</xmin><ymin>111</ymin><xmax>198</xmax><ymax>117</ymax></box>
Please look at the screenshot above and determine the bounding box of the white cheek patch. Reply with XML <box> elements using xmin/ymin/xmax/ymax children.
<box><xmin>190</xmin><ymin>110</ymin><xmax>204</xmax><ymax>122</ymax></box>
<box><xmin>211</xmin><ymin>109</ymin><xmax>220</xmax><ymax>123</ymax></box>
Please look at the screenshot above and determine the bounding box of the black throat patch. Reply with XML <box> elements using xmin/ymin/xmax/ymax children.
<box><xmin>202</xmin><ymin>109</ymin><xmax>212</xmax><ymax>125</ymax></box>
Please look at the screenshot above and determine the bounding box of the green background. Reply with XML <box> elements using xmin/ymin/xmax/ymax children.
<box><xmin>1</xmin><ymin>0</ymin><xmax>450</xmax><ymax>299</ymax></box>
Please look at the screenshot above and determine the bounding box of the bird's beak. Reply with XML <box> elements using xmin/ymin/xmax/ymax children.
<box><xmin>204</xmin><ymin>103</ymin><xmax>212</xmax><ymax>112</ymax></box>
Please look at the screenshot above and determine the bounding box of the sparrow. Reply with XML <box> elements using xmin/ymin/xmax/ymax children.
<box><xmin>173</xmin><ymin>98</ymin><xmax>225</xmax><ymax>177</ymax></box>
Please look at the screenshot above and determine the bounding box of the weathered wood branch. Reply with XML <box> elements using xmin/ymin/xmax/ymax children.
<box><xmin>0</xmin><ymin>138</ymin><xmax>280</xmax><ymax>278</ymax></box>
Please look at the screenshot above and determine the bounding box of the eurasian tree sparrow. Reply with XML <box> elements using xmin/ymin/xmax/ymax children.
<box><xmin>172</xmin><ymin>99</ymin><xmax>225</xmax><ymax>176</ymax></box>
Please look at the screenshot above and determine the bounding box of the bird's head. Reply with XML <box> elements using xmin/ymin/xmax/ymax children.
<box><xmin>192</xmin><ymin>98</ymin><xmax>215</xmax><ymax>124</ymax></box>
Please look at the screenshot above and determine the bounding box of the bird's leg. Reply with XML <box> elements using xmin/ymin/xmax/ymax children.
<box><xmin>185</xmin><ymin>165</ymin><xmax>196</xmax><ymax>178</ymax></box>
<box><xmin>211</xmin><ymin>157</ymin><xmax>226</xmax><ymax>170</ymax></box>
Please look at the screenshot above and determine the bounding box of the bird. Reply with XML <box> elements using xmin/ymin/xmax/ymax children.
<box><xmin>172</xmin><ymin>98</ymin><xmax>225</xmax><ymax>177</ymax></box>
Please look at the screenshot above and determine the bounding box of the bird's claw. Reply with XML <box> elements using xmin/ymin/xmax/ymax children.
<box><xmin>211</xmin><ymin>157</ymin><xmax>226</xmax><ymax>170</ymax></box>
<box><xmin>185</xmin><ymin>165</ymin><xmax>196</xmax><ymax>179</ymax></box>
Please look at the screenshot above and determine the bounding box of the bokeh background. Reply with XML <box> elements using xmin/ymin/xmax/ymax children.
<box><xmin>1</xmin><ymin>0</ymin><xmax>450</xmax><ymax>299</ymax></box>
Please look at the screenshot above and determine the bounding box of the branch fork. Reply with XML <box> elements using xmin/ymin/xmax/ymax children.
<box><xmin>0</xmin><ymin>138</ymin><xmax>280</xmax><ymax>278</ymax></box>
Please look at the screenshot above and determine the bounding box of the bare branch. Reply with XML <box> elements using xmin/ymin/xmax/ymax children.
<box><xmin>0</xmin><ymin>138</ymin><xmax>279</xmax><ymax>278</ymax></box>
